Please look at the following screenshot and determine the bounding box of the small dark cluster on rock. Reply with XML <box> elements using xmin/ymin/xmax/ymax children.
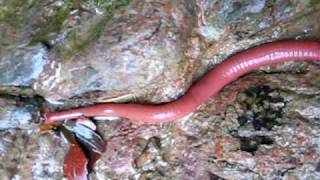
<box><xmin>237</xmin><ymin>85</ymin><xmax>286</xmax><ymax>130</ymax></box>
<box><xmin>239</xmin><ymin>135</ymin><xmax>273</xmax><ymax>154</ymax></box>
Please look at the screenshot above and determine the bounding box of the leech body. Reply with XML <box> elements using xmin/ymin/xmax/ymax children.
<box><xmin>44</xmin><ymin>40</ymin><xmax>320</xmax><ymax>124</ymax></box>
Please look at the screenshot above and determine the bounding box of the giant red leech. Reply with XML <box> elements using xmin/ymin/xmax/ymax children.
<box><xmin>44</xmin><ymin>40</ymin><xmax>320</xmax><ymax>124</ymax></box>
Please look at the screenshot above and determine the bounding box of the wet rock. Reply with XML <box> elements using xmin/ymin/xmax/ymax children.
<box><xmin>0</xmin><ymin>44</ymin><xmax>49</xmax><ymax>88</ymax></box>
<box><xmin>195</xmin><ymin>63</ymin><xmax>320</xmax><ymax>179</ymax></box>
<box><xmin>0</xmin><ymin>0</ymin><xmax>70</xmax><ymax>52</ymax></box>
<box><xmin>0</xmin><ymin>97</ymin><xmax>40</xmax><ymax>129</ymax></box>
<box><xmin>196</xmin><ymin>0</ymin><xmax>320</xmax><ymax>70</ymax></box>
<box><xmin>0</xmin><ymin>0</ymin><xmax>130</xmax><ymax>97</ymax></box>
<box><xmin>0</xmin><ymin>0</ymin><xmax>71</xmax><ymax>96</ymax></box>
<box><xmin>91</xmin><ymin>62</ymin><xmax>320</xmax><ymax>179</ymax></box>
<box><xmin>195</xmin><ymin>0</ymin><xmax>267</xmax><ymax>43</ymax></box>
<box><xmin>1</xmin><ymin>0</ymin><xmax>320</xmax><ymax>179</ymax></box>
<box><xmin>1</xmin><ymin>0</ymin><xmax>319</xmax><ymax>106</ymax></box>
<box><xmin>91</xmin><ymin>120</ymin><xmax>161</xmax><ymax>179</ymax></box>
<box><xmin>237</xmin><ymin>85</ymin><xmax>286</xmax><ymax>130</ymax></box>
<box><xmin>0</xmin><ymin>0</ymin><xmax>34</xmax><ymax>51</ymax></box>
<box><xmin>284</xmin><ymin>164</ymin><xmax>320</xmax><ymax>179</ymax></box>
<box><xmin>33</xmin><ymin>0</ymin><xmax>196</xmax><ymax>104</ymax></box>
<box><xmin>0</xmin><ymin>129</ymin><xmax>68</xmax><ymax>179</ymax></box>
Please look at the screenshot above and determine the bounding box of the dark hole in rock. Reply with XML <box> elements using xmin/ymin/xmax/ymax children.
<box><xmin>237</xmin><ymin>85</ymin><xmax>286</xmax><ymax>130</ymax></box>
<box><xmin>276</xmin><ymin>167</ymin><xmax>296</xmax><ymax>177</ymax></box>
<box><xmin>208</xmin><ymin>172</ymin><xmax>226</xmax><ymax>180</ymax></box>
<box><xmin>237</xmin><ymin>112</ymin><xmax>254</xmax><ymax>126</ymax></box>
<box><xmin>239</xmin><ymin>135</ymin><xmax>274</xmax><ymax>154</ymax></box>
<box><xmin>40</xmin><ymin>40</ymin><xmax>53</xmax><ymax>50</ymax></box>
<box><xmin>316</xmin><ymin>161</ymin><xmax>320</xmax><ymax>172</ymax></box>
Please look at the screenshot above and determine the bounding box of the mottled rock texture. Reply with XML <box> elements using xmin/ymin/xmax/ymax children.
<box><xmin>0</xmin><ymin>0</ymin><xmax>320</xmax><ymax>179</ymax></box>
<box><xmin>0</xmin><ymin>130</ymin><xmax>68</xmax><ymax>179</ymax></box>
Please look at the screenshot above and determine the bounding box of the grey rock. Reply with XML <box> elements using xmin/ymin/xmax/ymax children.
<box><xmin>0</xmin><ymin>97</ymin><xmax>39</xmax><ymax>130</ymax></box>
<box><xmin>0</xmin><ymin>44</ymin><xmax>48</xmax><ymax>87</ymax></box>
<box><xmin>0</xmin><ymin>129</ymin><xmax>67</xmax><ymax>180</ymax></box>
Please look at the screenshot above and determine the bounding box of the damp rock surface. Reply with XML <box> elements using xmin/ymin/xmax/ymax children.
<box><xmin>1</xmin><ymin>0</ymin><xmax>319</xmax><ymax>104</ymax></box>
<box><xmin>0</xmin><ymin>129</ymin><xmax>68</xmax><ymax>180</ymax></box>
<box><xmin>0</xmin><ymin>0</ymin><xmax>320</xmax><ymax>179</ymax></box>
<box><xmin>0</xmin><ymin>44</ymin><xmax>49</xmax><ymax>87</ymax></box>
<box><xmin>92</xmin><ymin>63</ymin><xmax>320</xmax><ymax>179</ymax></box>
<box><xmin>33</xmin><ymin>0</ymin><xmax>196</xmax><ymax>104</ymax></box>
<box><xmin>0</xmin><ymin>97</ymin><xmax>40</xmax><ymax>129</ymax></box>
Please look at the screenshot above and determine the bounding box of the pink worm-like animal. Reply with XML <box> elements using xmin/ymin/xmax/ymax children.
<box><xmin>44</xmin><ymin>40</ymin><xmax>320</xmax><ymax>124</ymax></box>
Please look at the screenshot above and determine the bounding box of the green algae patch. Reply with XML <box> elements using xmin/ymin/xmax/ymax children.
<box><xmin>309</xmin><ymin>0</ymin><xmax>320</xmax><ymax>6</ymax></box>
<box><xmin>30</xmin><ymin>2</ymin><xmax>71</xmax><ymax>45</ymax></box>
<box><xmin>54</xmin><ymin>0</ymin><xmax>131</xmax><ymax>61</ymax></box>
<box><xmin>93</xmin><ymin>0</ymin><xmax>130</xmax><ymax>16</ymax></box>
<box><xmin>0</xmin><ymin>0</ymin><xmax>33</xmax><ymax>29</ymax></box>
<box><xmin>0</xmin><ymin>0</ymin><xmax>34</xmax><ymax>48</ymax></box>
<box><xmin>1</xmin><ymin>0</ymin><xmax>131</xmax><ymax>61</ymax></box>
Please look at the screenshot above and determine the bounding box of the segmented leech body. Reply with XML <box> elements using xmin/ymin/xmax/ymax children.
<box><xmin>44</xmin><ymin>40</ymin><xmax>320</xmax><ymax>124</ymax></box>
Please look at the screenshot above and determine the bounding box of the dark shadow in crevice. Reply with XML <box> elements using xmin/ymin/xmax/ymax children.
<box><xmin>239</xmin><ymin>135</ymin><xmax>274</xmax><ymax>155</ymax></box>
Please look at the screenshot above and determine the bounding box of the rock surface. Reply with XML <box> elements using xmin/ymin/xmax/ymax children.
<box><xmin>0</xmin><ymin>96</ymin><xmax>39</xmax><ymax>129</ymax></box>
<box><xmin>0</xmin><ymin>0</ymin><xmax>320</xmax><ymax>179</ymax></box>
<box><xmin>0</xmin><ymin>129</ymin><xmax>68</xmax><ymax>179</ymax></box>
<box><xmin>91</xmin><ymin>62</ymin><xmax>320</xmax><ymax>179</ymax></box>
